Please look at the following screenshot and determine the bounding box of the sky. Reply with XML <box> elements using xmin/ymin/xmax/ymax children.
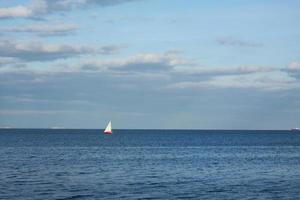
<box><xmin>0</xmin><ymin>0</ymin><xmax>300</xmax><ymax>129</ymax></box>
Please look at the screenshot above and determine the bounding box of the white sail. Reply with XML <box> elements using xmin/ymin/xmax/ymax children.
<box><xmin>104</xmin><ymin>121</ymin><xmax>112</xmax><ymax>134</ymax></box>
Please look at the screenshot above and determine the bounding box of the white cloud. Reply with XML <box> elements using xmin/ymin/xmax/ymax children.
<box><xmin>0</xmin><ymin>0</ymin><xmax>140</xmax><ymax>19</ymax></box>
<box><xmin>0</xmin><ymin>5</ymin><xmax>32</xmax><ymax>18</ymax></box>
<box><xmin>79</xmin><ymin>52</ymin><xmax>187</xmax><ymax>73</ymax></box>
<box><xmin>173</xmin><ymin>65</ymin><xmax>274</xmax><ymax>75</ymax></box>
<box><xmin>0</xmin><ymin>39</ymin><xmax>119</xmax><ymax>61</ymax></box>
<box><xmin>1</xmin><ymin>24</ymin><xmax>78</xmax><ymax>36</ymax></box>
<box><xmin>168</xmin><ymin>71</ymin><xmax>300</xmax><ymax>91</ymax></box>
<box><xmin>287</xmin><ymin>61</ymin><xmax>300</xmax><ymax>70</ymax></box>
<box><xmin>0</xmin><ymin>51</ymin><xmax>182</xmax><ymax>81</ymax></box>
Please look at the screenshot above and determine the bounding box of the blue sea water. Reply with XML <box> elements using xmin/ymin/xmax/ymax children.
<box><xmin>0</xmin><ymin>129</ymin><xmax>299</xmax><ymax>200</ymax></box>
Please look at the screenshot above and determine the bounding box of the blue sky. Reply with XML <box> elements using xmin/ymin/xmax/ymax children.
<box><xmin>0</xmin><ymin>0</ymin><xmax>300</xmax><ymax>129</ymax></box>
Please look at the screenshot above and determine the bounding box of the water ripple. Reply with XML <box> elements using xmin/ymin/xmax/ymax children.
<box><xmin>0</xmin><ymin>129</ymin><xmax>300</xmax><ymax>199</ymax></box>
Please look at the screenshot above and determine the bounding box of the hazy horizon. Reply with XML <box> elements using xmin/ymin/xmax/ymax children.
<box><xmin>0</xmin><ymin>127</ymin><xmax>296</xmax><ymax>131</ymax></box>
<box><xmin>0</xmin><ymin>0</ymin><xmax>300</xmax><ymax>129</ymax></box>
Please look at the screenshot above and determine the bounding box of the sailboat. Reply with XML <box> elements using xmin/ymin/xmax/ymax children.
<box><xmin>104</xmin><ymin>121</ymin><xmax>112</xmax><ymax>134</ymax></box>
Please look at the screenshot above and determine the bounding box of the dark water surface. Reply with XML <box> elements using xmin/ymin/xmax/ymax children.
<box><xmin>0</xmin><ymin>129</ymin><xmax>300</xmax><ymax>200</ymax></box>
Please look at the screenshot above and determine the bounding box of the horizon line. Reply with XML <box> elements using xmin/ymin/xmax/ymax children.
<box><xmin>0</xmin><ymin>127</ymin><xmax>294</xmax><ymax>131</ymax></box>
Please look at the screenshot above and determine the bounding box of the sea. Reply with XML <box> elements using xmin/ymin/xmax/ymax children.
<box><xmin>0</xmin><ymin>129</ymin><xmax>299</xmax><ymax>200</ymax></box>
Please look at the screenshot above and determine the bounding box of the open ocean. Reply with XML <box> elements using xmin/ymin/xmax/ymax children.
<box><xmin>0</xmin><ymin>129</ymin><xmax>299</xmax><ymax>200</ymax></box>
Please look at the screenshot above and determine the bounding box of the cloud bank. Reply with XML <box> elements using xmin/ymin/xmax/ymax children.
<box><xmin>1</xmin><ymin>24</ymin><xmax>78</xmax><ymax>36</ymax></box>
<box><xmin>79</xmin><ymin>52</ymin><xmax>186</xmax><ymax>73</ymax></box>
<box><xmin>287</xmin><ymin>61</ymin><xmax>300</xmax><ymax>71</ymax></box>
<box><xmin>0</xmin><ymin>39</ymin><xmax>120</xmax><ymax>61</ymax></box>
<box><xmin>0</xmin><ymin>0</ymin><xmax>140</xmax><ymax>19</ymax></box>
<box><xmin>168</xmin><ymin>71</ymin><xmax>300</xmax><ymax>91</ymax></box>
<box><xmin>1</xmin><ymin>49</ymin><xmax>299</xmax><ymax>91</ymax></box>
<box><xmin>0</xmin><ymin>5</ymin><xmax>32</xmax><ymax>19</ymax></box>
